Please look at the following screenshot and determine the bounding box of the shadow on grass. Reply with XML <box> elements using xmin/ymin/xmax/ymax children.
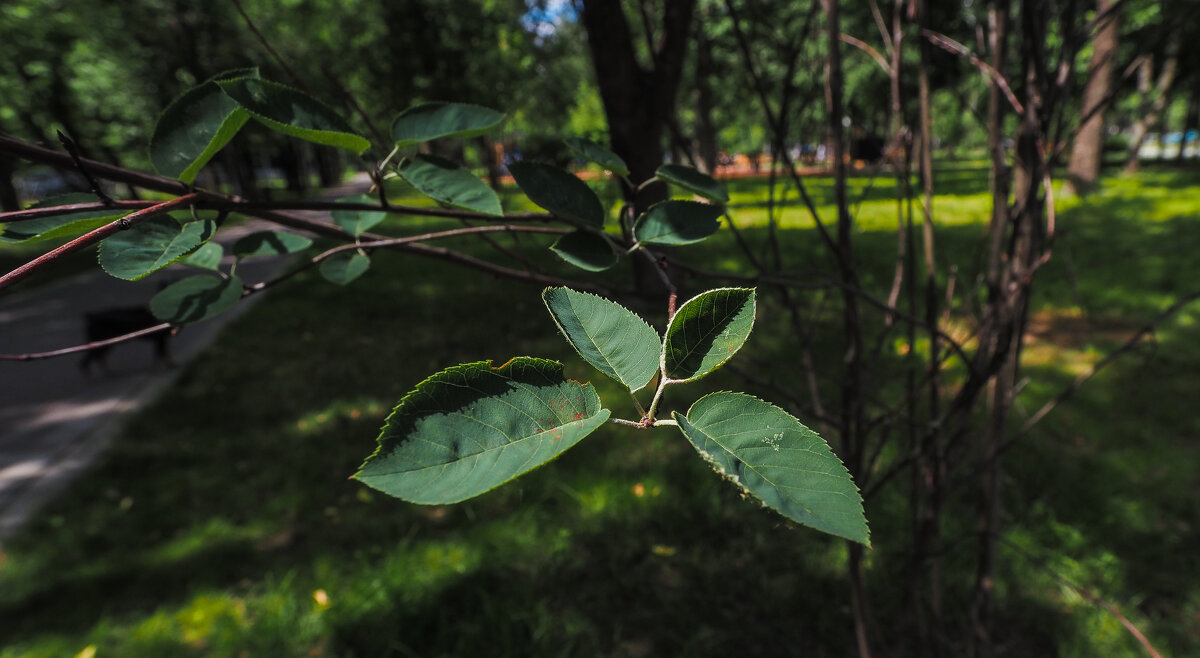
<box><xmin>2</xmin><ymin>168</ymin><xmax>1200</xmax><ymax>655</ymax></box>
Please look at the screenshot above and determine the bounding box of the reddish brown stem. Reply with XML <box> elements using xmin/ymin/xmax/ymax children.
<box><xmin>0</xmin><ymin>194</ymin><xmax>200</xmax><ymax>291</ymax></box>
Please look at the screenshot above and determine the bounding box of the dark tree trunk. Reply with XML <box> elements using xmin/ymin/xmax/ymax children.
<box><xmin>693</xmin><ymin>19</ymin><xmax>719</xmax><ymax>174</ymax></box>
<box><xmin>1066</xmin><ymin>0</ymin><xmax>1119</xmax><ymax>193</ymax></box>
<box><xmin>580</xmin><ymin>0</ymin><xmax>696</xmax><ymax>297</ymax></box>
<box><xmin>0</xmin><ymin>156</ymin><xmax>20</xmax><ymax>211</ymax></box>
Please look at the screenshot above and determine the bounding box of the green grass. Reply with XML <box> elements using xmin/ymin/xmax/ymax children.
<box><xmin>2</xmin><ymin>164</ymin><xmax>1199</xmax><ymax>656</ymax></box>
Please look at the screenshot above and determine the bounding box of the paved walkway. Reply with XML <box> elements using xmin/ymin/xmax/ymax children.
<box><xmin>0</xmin><ymin>176</ymin><xmax>369</xmax><ymax>542</ymax></box>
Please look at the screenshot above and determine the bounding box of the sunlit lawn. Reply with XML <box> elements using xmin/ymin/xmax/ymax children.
<box><xmin>1</xmin><ymin>163</ymin><xmax>1198</xmax><ymax>656</ymax></box>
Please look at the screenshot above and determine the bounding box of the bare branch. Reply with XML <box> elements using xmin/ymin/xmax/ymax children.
<box><xmin>921</xmin><ymin>28</ymin><xmax>1023</xmax><ymax>115</ymax></box>
<box><xmin>0</xmin><ymin>194</ymin><xmax>200</xmax><ymax>291</ymax></box>
<box><xmin>840</xmin><ymin>33</ymin><xmax>891</xmax><ymax>74</ymax></box>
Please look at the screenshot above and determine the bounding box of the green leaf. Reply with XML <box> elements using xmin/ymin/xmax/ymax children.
<box><xmin>542</xmin><ymin>287</ymin><xmax>661</xmax><ymax>392</ymax></box>
<box><xmin>508</xmin><ymin>162</ymin><xmax>605</xmax><ymax>227</ymax></box>
<box><xmin>149</xmin><ymin>274</ymin><xmax>243</xmax><ymax>325</ymax></box>
<box><xmin>633</xmin><ymin>200</ymin><xmax>723</xmax><ymax>246</ymax></box>
<box><xmin>656</xmin><ymin>163</ymin><xmax>729</xmax><ymax>203</ymax></box>
<box><xmin>674</xmin><ymin>392</ymin><xmax>869</xmax><ymax>545</ymax></box>
<box><xmin>232</xmin><ymin>230</ymin><xmax>314</xmax><ymax>258</ymax></box>
<box><xmin>662</xmin><ymin>288</ymin><xmax>755</xmax><ymax>382</ymax></box>
<box><xmin>391</xmin><ymin>102</ymin><xmax>505</xmax><ymax>147</ymax></box>
<box><xmin>330</xmin><ymin>194</ymin><xmax>386</xmax><ymax>237</ymax></box>
<box><xmin>398</xmin><ymin>154</ymin><xmax>502</xmax><ymax>216</ymax></box>
<box><xmin>319</xmin><ymin>251</ymin><xmax>370</xmax><ymax>285</ymax></box>
<box><xmin>182</xmin><ymin>241</ymin><xmax>224</xmax><ymax>270</ymax></box>
<box><xmin>0</xmin><ymin>194</ymin><xmax>129</xmax><ymax>243</ymax></box>
<box><xmin>150</xmin><ymin>72</ymin><xmax>257</xmax><ymax>183</ymax></box>
<box><xmin>354</xmin><ymin>357</ymin><xmax>610</xmax><ymax>504</ymax></box>
<box><xmin>99</xmin><ymin>215</ymin><xmax>216</xmax><ymax>281</ymax></box>
<box><xmin>564</xmin><ymin>138</ymin><xmax>629</xmax><ymax>176</ymax></box>
<box><xmin>217</xmin><ymin>78</ymin><xmax>370</xmax><ymax>154</ymax></box>
<box><xmin>549</xmin><ymin>230</ymin><xmax>618</xmax><ymax>272</ymax></box>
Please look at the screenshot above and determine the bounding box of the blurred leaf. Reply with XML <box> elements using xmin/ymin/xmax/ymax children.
<box><xmin>355</xmin><ymin>358</ymin><xmax>610</xmax><ymax>504</ymax></box>
<box><xmin>217</xmin><ymin>78</ymin><xmax>370</xmax><ymax>154</ymax></box>
<box><xmin>543</xmin><ymin>287</ymin><xmax>661</xmax><ymax>392</ymax></box>
<box><xmin>675</xmin><ymin>392</ymin><xmax>869</xmax><ymax>545</ymax></box>
<box><xmin>549</xmin><ymin>230</ymin><xmax>618</xmax><ymax>272</ymax></box>
<box><xmin>656</xmin><ymin>163</ymin><xmax>729</xmax><ymax>203</ymax></box>
<box><xmin>150</xmin><ymin>274</ymin><xmax>243</xmax><ymax>324</ymax></box>
<box><xmin>99</xmin><ymin>215</ymin><xmax>215</xmax><ymax>281</ymax></box>
<box><xmin>0</xmin><ymin>194</ymin><xmax>128</xmax><ymax>243</ymax></box>
<box><xmin>509</xmin><ymin>162</ymin><xmax>605</xmax><ymax>226</ymax></box>
<box><xmin>330</xmin><ymin>194</ymin><xmax>386</xmax><ymax>237</ymax></box>
<box><xmin>564</xmin><ymin>138</ymin><xmax>629</xmax><ymax>176</ymax></box>
<box><xmin>319</xmin><ymin>251</ymin><xmax>370</xmax><ymax>285</ymax></box>
<box><xmin>182</xmin><ymin>241</ymin><xmax>224</xmax><ymax>270</ymax></box>
<box><xmin>633</xmin><ymin>201</ymin><xmax>723</xmax><ymax>246</ymax></box>
<box><xmin>391</xmin><ymin>102</ymin><xmax>505</xmax><ymax>147</ymax></box>
<box><xmin>150</xmin><ymin>69</ymin><xmax>260</xmax><ymax>183</ymax></box>
<box><xmin>232</xmin><ymin>230</ymin><xmax>313</xmax><ymax>258</ymax></box>
<box><xmin>398</xmin><ymin>154</ymin><xmax>502</xmax><ymax>216</ymax></box>
<box><xmin>662</xmin><ymin>288</ymin><xmax>755</xmax><ymax>382</ymax></box>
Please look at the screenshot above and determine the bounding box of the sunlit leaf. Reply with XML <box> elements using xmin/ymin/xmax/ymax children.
<box><xmin>354</xmin><ymin>357</ymin><xmax>610</xmax><ymax>504</ymax></box>
<box><xmin>0</xmin><ymin>194</ymin><xmax>129</xmax><ymax>243</ymax></box>
<box><xmin>549</xmin><ymin>230</ymin><xmax>618</xmax><ymax>272</ymax></box>
<box><xmin>99</xmin><ymin>215</ymin><xmax>216</xmax><ymax>281</ymax></box>
<box><xmin>182</xmin><ymin>241</ymin><xmax>224</xmax><ymax>270</ymax></box>
<box><xmin>509</xmin><ymin>162</ymin><xmax>605</xmax><ymax>227</ymax></box>
<box><xmin>150</xmin><ymin>274</ymin><xmax>243</xmax><ymax>324</ymax></box>
<box><xmin>543</xmin><ymin>287</ymin><xmax>661</xmax><ymax>392</ymax></box>
<box><xmin>319</xmin><ymin>251</ymin><xmax>370</xmax><ymax>285</ymax></box>
<box><xmin>633</xmin><ymin>200</ymin><xmax>723</xmax><ymax>246</ymax></box>
<box><xmin>330</xmin><ymin>194</ymin><xmax>386</xmax><ymax>237</ymax></box>
<box><xmin>662</xmin><ymin>288</ymin><xmax>755</xmax><ymax>382</ymax></box>
<box><xmin>675</xmin><ymin>392</ymin><xmax>869</xmax><ymax>545</ymax></box>
<box><xmin>232</xmin><ymin>230</ymin><xmax>313</xmax><ymax>258</ymax></box>
<box><xmin>391</xmin><ymin>102</ymin><xmax>505</xmax><ymax>147</ymax></box>
<box><xmin>656</xmin><ymin>163</ymin><xmax>729</xmax><ymax>203</ymax></box>
<box><xmin>564</xmin><ymin>138</ymin><xmax>629</xmax><ymax>176</ymax></box>
<box><xmin>150</xmin><ymin>69</ymin><xmax>260</xmax><ymax>183</ymax></box>
<box><xmin>217</xmin><ymin>78</ymin><xmax>370</xmax><ymax>154</ymax></box>
<box><xmin>397</xmin><ymin>154</ymin><xmax>502</xmax><ymax>216</ymax></box>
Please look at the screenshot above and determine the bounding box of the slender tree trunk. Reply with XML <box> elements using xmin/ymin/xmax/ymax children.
<box><xmin>821</xmin><ymin>1</ymin><xmax>871</xmax><ymax>656</ymax></box>
<box><xmin>1066</xmin><ymin>0</ymin><xmax>1119</xmax><ymax>194</ymax></box>
<box><xmin>1125</xmin><ymin>31</ymin><xmax>1180</xmax><ymax>173</ymax></box>
<box><xmin>1176</xmin><ymin>87</ymin><xmax>1198</xmax><ymax>163</ymax></box>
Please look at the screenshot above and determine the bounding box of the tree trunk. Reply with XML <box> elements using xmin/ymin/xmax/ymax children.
<box><xmin>821</xmin><ymin>1</ymin><xmax>871</xmax><ymax>656</ymax></box>
<box><xmin>1176</xmin><ymin>87</ymin><xmax>1197</xmax><ymax>163</ymax></box>
<box><xmin>1066</xmin><ymin>0</ymin><xmax>1119</xmax><ymax>194</ymax></box>
<box><xmin>692</xmin><ymin>19</ymin><xmax>719</xmax><ymax>174</ymax></box>
<box><xmin>0</xmin><ymin>155</ymin><xmax>20</xmax><ymax>211</ymax></box>
<box><xmin>1125</xmin><ymin>31</ymin><xmax>1180</xmax><ymax>173</ymax></box>
<box><xmin>580</xmin><ymin>0</ymin><xmax>696</xmax><ymax>297</ymax></box>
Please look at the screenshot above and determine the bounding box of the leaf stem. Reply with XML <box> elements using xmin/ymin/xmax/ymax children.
<box><xmin>645</xmin><ymin>375</ymin><xmax>678</xmax><ymax>423</ymax></box>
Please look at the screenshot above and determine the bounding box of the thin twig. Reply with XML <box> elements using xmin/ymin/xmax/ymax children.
<box><xmin>997</xmin><ymin>536</ymin><xmax>1163</xmax><ymax>658</ymax></box>
<box><xmin>1</xmin><ymin>200</ymin><xmax>154</xmax><ymax>222</ymax></box>
<box><xmin>921</xmin><ymin>28</ymin><xmax>1024</xmax><ymax>115</ymax></box>
<box><xmin>230</xmin><ymin>0</ymin><xmax>315</xmax><ymax>95</ymax></box>
<box><xmin>57</xmin><ymin>131</ymin><xmax>114</xmax><ymax>206</ymax></box>
<box><xmin>841</xmin><ymin>33</ymin><xmax>891</xmax><ymax>74</ymax></box>
<box><xmin>0</xmin><ymin>323</ymin><xmax>172</xmax><ymax>361</ymax></box>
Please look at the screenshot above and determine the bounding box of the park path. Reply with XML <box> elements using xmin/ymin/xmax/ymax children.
<box><xmin>0</xmin><ymin>175</ymin><xmax>370</xmax><ymax>542</ymax></box>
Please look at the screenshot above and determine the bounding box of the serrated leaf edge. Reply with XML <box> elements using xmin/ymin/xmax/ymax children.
<box><xmin>660</xmin><ymin>287</ymin><xmax>756</xmax><ymax>382</ymax></box>
<box><xmin>673</xmin><ymin>391</ymin><xmax>870</xmax><ymax>546</ymax></box>
<box><xmin>542</xmin><ymin>287</ymin><xmax>660</xmax><ymax>392</ymax></box>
